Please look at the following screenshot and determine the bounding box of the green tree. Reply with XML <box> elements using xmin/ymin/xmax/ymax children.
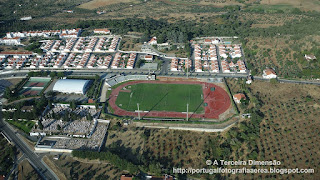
<box><xmin>57</xmin><ymin>72</ymin><xmax>64</xmax><ymax>78</ymax></box>
<box><xmin>50</xmin><ymin>71</ymin><xmax>57</xmax><ymax>78</ymax></box>
<box><xmin>70</xmin><ymin>101</ymin><xmax>77</xmax><ymax>109</ymax></box>
<box><xmin>140</xmin><ymin>34</ymin><xmax>149</xmax><ymax>43</ymax></box>
<box><xmin>38</xmin><ymin>120</ymin><xmax>44</xmax><ymax>130</ymax></box>
<box><xmin>28</xmin><ymin>71</ymin><xmax>35</xmax><ymax>77</ymax></box>
<box><xmin>4</xmin><ymin>87</ymin><xmax>12</xmax><ymax>99</ymax></box>
<box><xmin>148</xmin><ymin>162</ymin><xmax>162</xmax><ymax>176</ymax></box>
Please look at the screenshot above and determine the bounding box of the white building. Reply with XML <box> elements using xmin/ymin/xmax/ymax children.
<box><xmin>170</xmin><ymin>58</ymin><xmax>178</xmax><ymax>71</ymax></box>
<box><xmin>148</xmin><ymin>37</ymin><xmax>157</xmax><ymax>45</ymax></box>
<box><xmin>0</xmin><ymin>37</ymin><xmax>21</xmax><ymax>45</ymax></box>
<box><xmin>53</xmin><ymin>79</ymin><xmax>91</xmax><ymax>94</ymax></box>
<box><xmin>20</xmin><ymin>16</ymin><xmax>32</xmax><ymax>21</ymax></box>
<box><xmin>94</xmin><ymin>28</ymin><xmax>110</xmax><ymax>34</ymax></box>
<box><xmin>304</xmin><ymin>54</ymin><xmax>316</xmax><ymax>61</ymax></box>
<box><xmin>263</xmin><ymin>68</ymin><xmax>277</xmax><ymax>79</ymax></box>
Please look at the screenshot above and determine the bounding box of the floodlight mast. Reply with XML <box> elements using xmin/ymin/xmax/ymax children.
<box><xmin>186</xmin><ymin>103</ymin><xmax>189</xmax><ymax>121</ymax></box>
<box><xmin>137</xmin><ymin>103</ymin><xmax>140</xmax><ymax>120</ymax></box>
<box><xmin>187</xmin><ymin>59</ymin><xmax>189</xmax><ymax>79</ymax></box>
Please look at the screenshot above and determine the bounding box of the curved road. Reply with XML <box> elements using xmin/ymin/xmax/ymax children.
<box><xmin>0</xmin><ymin>105</ymin><xmax>58</xmax><ymax>180</ymax></box>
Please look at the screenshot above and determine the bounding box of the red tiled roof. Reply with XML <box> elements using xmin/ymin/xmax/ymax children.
<box><xmin>233</xmin><ymin>93</ymin><xmax>246</xmax><ymax>101</ymax></box>
<box><xmin>265</xmin><ymin>68</ymin><xmax>276</xmax><ymax>75</ymax></box>
<box><xmin>0</xmin><ymin>51</ymin><xmax>32</xmax><ymax>55</ymax></box>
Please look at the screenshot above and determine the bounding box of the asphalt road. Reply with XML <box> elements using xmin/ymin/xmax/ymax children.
<box><xmin>0</xmin><ymin>105</ymin><xmax>58</xmax><ymax>180</ymax></box>
<box><xmin>1</xmin><ymin>69</ymin><xmax>320</xmax><ymax>86</ymax></box>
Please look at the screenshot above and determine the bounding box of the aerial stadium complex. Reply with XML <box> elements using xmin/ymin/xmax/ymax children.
<box><xmin>106</xmin><ymin>75</ymin><xmax>232</xmax><ymax>120</ymax></box>
<box><xmin>52</xmin><ymin>79</ymin><xmax>91</xmax><ymax>94</ymax></box>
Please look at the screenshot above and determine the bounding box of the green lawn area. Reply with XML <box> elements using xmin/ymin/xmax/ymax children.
<box><xmin>7</xmin><ymin>120</ymin><xmax>35</xmax><ymax>134</ymax></box>
<box><xmin>115</xmin><ymin>83</ymin><xmax>204</xmax><ymax>113</ymax></box>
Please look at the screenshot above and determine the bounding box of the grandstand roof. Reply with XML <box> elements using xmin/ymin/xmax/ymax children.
<box><xmin>53</xmin><ymin>79</ymin><xmax>90</xmax><ymax>94</ymax></box>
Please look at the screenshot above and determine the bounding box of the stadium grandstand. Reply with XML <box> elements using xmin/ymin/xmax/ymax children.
<box><xmin>52</xmin><ymin>79</ymin><xmax>90</xmax><ymax>94</ymax></box>
<box><xmin>105</xmin><ymin>75</ymin><xmax>155</xmax><ymax>87</ymax></box>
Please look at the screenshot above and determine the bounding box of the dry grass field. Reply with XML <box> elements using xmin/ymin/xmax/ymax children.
<box><xmin>18</xmin><ymin>160</ymin><xmax>41</xmax><ymax>180</ymax></box>
<box><xmin>251</xmin><ymin>81</ymin><xmax>320</xmax><ymax>180</ymax></box>
<box><xmin>106</xmin><ymin>126</ymin><xmax>218</xmax><ymax>172</ymax></box>
<box><xmin>225</xmin><ymin>78</ymin><xmax>320</xmax><ymax>179</ymax></box>
<box><xmin>50</xmin><ymin>155</ymin><xmax>122</xmax><ymax>179</ymax></box>
<box><xmin>78</xmin><ymin>0</ymin><xmax>139</xmax><ymax>10</ymax></box>
<box><xmin>244</xmin><ymin>34</ymin><xmax>320</xmax><ymax>78</ymax></box>
<box><xmin>241</xmin><ymin>13</ymin><xmax>306</xmax><ymax>28</ymax></box>
<box><xmin>119</xmin><ymin>37</ymin><xmax>142</xmax><ymax>51</ymax></box>
<box><xmin>260</xmin><ymin>0</ymin><xmax>320</xmax><ymax>11</ymax></box>
<box><xmin>78</xmin><ymin>0</ymin><xmax>320</xmax><ymax>12</ymax></box>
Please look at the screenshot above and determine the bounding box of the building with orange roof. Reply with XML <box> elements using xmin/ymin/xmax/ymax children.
<box><xmin>148</xmin><ymin>37</ymin><xmax>157</xmax><ymax>45</ymax></box>
<box><xmin>233</xmin><ymin>93</ymin><xmax>246</xmax><ymax>104</ymax></box>
<box><xmin>94</xmin><ymin>28</ymin><xmax>110</xmax><ymax>34</ymax></box>
<box><xmin>263</xmin><ymin>68</ymin><xmax>277</xmax><ymax>79</ymax></box>
<box><xmin>120</xmin><ymin>175</ymin><xmax>134</xmax><ymax>180</ymax></box>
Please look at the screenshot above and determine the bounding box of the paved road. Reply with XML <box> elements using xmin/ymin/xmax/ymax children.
<box><xmin>0</xmin><ymin>105</ymin><xmax>58</xmax><ymax>180</ymax></box>
<box><xmin>1</xmin><ymin>69</ymin><xmax>320</xmax><ymax>86</ymax></box>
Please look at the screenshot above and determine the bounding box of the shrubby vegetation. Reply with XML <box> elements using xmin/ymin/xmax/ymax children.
<box><xmin>0</xmin><ymin>137</ymin><xmax>17</xmax><ymax>176</ymax></box>
<box><xmin>72</xmin><ymin>150</ymin><xmax>139</xmax><ymax>174</ymax></box>
<box><xmin>86</xmin><ymin>75</ymin><xmax>102</xmax><ymax>99</ymax></box>
<box><xmin>3</xmin><ymin>95</ymin><xmax>48</xmax><ymax>120</ymax></box>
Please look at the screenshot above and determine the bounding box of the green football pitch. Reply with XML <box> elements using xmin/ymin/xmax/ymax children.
<box><xmin>115</xmin><ymin>83</ymin><xmax>204</xmax><ymax>113</ymax></box>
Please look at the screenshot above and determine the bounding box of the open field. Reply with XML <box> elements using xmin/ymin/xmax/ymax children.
<box><xmin>118</xmin><ymin>36</ymin><xmax>142</xmax><ymax>51</ymax></box>
<box><xmin>106</xmin><ymin>126</ymin><xmax>220</xmax><ymax>175</ymax></box>
<box><xmin>260</xmin><ymin>0</ymin><xmax>320</xmax><ymax>12</ymax></box>
<box><xmin>115</xmin><ymin>83</ymin><xmax>204</xmax><ymax>113</ymax></box>
<box><xmin>225</xmin><ymin>78</ymin><xmax>320</xmax><ymax>179</ymax></box>
<box><xmin>7</xmin><ymin>120</ymin><xmax>35</xmax><ymax>134</ymax></box>
<box><xmin>50</xmin><ymin>155</ymin><xmax>122</xmax><ymax>179</ymax></box>
<box><xmin>244</xmin><ymin>35</ymin><xmax>320</xmax><ymax>78</ymax></box>
<box><xmin>78</xmin><ymin>0</ymin><xmax>139</xmax><ymax>10</ymax></box>
<box><xmin>18</xmin><ymin>160</ymin><xmax>41</xmax><ymax>180</ymax></box>
<box><xmin>43</xmin><ymin>156</ymin><xmax>67</xmax><ymax>180</ymax></box>
<box><xmin>252</xmin><ymin>80</ymin><xmax>320</xmax><ymax>179</ymax></box>
<box><xmin>78</xmin><ymin>0</ymin><xmax>320</xmax><ymax>12</ymax></box>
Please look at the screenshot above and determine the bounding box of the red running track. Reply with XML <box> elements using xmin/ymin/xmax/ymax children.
<box><xmin>109</xmin><ymin>81</ymin><xmax>231</xmax><ymax>119</ymax></box>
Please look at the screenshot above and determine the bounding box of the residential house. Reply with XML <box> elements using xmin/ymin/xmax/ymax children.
<box><xmin>148</xmin><ymin>37</ymin><xmax>157</xmax><ymax>45</ymax></box>
<box><xmin>233</xmin><ymin>93</ymin><xmax>246</xmax><ymax>104</ymax></box>
<box><xmin>94</xmin><ymin>28</ymin><xmax>110</xmax><ymax>34</ymax></box>
<box><xmin>263</xmin><ymin>68</ymin><xmax>277</xmax><ymax>79</ymax></box>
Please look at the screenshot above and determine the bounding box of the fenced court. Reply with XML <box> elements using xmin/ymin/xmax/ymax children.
<box><xmin>19</xmin><ymin>77</ymin><xmax>51</xmax><ymax>96</ymax></box>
